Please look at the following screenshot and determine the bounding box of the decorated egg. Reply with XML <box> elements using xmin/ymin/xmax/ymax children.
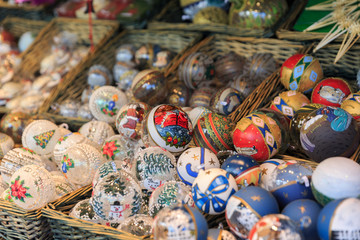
<box><xmin>167</xmin><ymin>81</ymin><xmax>191</xmax><ymax>107</ymax></box>
<box><xmin>249</xmin><ymin>214</ymin><xmax>304</xmax><ymax>240</ymax></box>
<box><xmin>208</xmin><ymin>228</ymin><xmax>236</xmax><ymax>240</ymax></box>
<box><xmin>178</xmin><ymin>52</ymin><xmax>215</xmax><ymax>90</ymax></box>
<box><xmin>131</xmin><ymin>69</ymin><xmax>167</xmax><ymax>106</ymax></box>
<box><xmin>259</xmin><ymin>159</ymin><xmax>285</xmax><ymax>190</ymax></box>
<box><xmin>50</xmin><ymin>173</ymin><xmax>75</xmax><ymax>198</ymax></box>
<box><xmin>101</xmin><ymin>135</ymin><xmax>137</xmax><ymax>164</ymax></box>
<box><xmin>193</xmin><ymin>112</ymin><xmax>234</xmax><ymax>154</ymax></box>
<box><xmin>153</xmin><ymin>203</ymin><xmax>208</xmax><ymax>240</ymax></box>
<box><xmin>70</xmin><ymin>198</ymin><xmax>102</xmax><ymax>224</ymax></box>
<box><xmin>232</xmin><ymin>112</ymin><xmax>282</xmax><ymax>162</ymax></box>
<box><xmin>341</xmin><ymin>92</ymin><xmax>360</xmax><ymax>119</ymax></box>
<box><xmin>177</xmin><ymin>147</ymin><xmax>220</xmax><ymax>186</ymax></box>
<box><xmin>0</xmin><ymin>133</ymin><xmax>14</xmax><ymax>159</ymax></box>
<box><xmin>243</xmin><ymin>53</ymin><xmax>277</xmax><ymax>82</ymax></box>
<box><xmin>270</xmin><ymin>90</ymin><xmax>310</xmax><ymax>120</ymax></box>
<box><xmin>189</xmin><ymin>87</ymin><xmax>216</xmax><ymax>108</ymax></box>
<box><xmin>0</xmin><ymin>111</ymin><xmax>31</xmax><ymax>144</ymax></box>
<box><xmin>282</xmin><ymin>199</ymin><xmax>322</xmax><ymax>240</ymax></box>
<box><xmin>0</xmin><ymin>147</ymin><xmax>45</xmax><ymax>184</ymax></box>
<box><xmin>141</xmin><ymin>104</ymin><xmax>193</xmax><ymax>155</ymax></box>
<box><xmin>214</xmin><ymin>52</ymin><xmax>246</xmax><ymax>84</ymax></box>
<box><xmin>300</xmin><ymin>106</ymin><xmax>360</xmax><ymax>162</ymax></box>
<box><xmin>280</xmin><ymin>54</ymin><xmax>323</xmax><ymax>93</ymax></box>
<box><xmin>3</xmin><ymin>165</ymin><xmax>56</xmax><ymax>211</ymax></box>
<box><xmin>225</xmin><ymin>186</ymin><xmax>280</xmax><ymax>239</ymax></box>
<box><xmin>311</xmin><ymin>77</ymin><xmax>352</xmax><ymax>107</ymax></box>
<box><xmin>230</xmin><ymin>73</ymin><xmax>260</xmax><ymax>98</ymax></box>
<box><xmin>311</xmin><ymin>157</ymin><xmax>360</xmax><ymax>206</ymax></box>
<box><xmin>221</xmin><ymin>154</ymin><xmax>261</xmax><ymax>188</ymax></box>
<box><xmin>117</xmin><ymin>214</ymin><xmax>153</xmax><ymax>236</ymax></box>
<box><xmin>89</xmin><ymin>86</ymin><xmax>128</xmax><ymax>123</ymax></box>
<box><xmin>22</xmin><ymin>120</ymin><xmax>62</xmax><ymax>156</ymax></box>
<box><xmin>87</xmin><ymin>65</ymin><xmax>113</xmax><ymax>87</ymax></box>
<box><xmin>153</xmin><ymin>50</ymin><xmax>174</xmax><ymax>70</ymax></box>
<box><xmin>115</xmin><ymin>102</ymin><xmax>150</xmax><ymax>140</ymax></box>
<box><xmin>317</xmin><ymin>198</ymin><xmax>360</xmax><ymax>240</ymax></box>
<box><xmin>192</xmin><ymin>168</ymin><xmax>238</xmax><ymax>215</ymax></box>
<box><xmin>113</xmin><ymin>64</ymin><xmax>139</xmax><ymax>91</ymax></box>
<box><xmin>135</xmin><ymin>44</ymin><xmax>161</xmax><ymax>70</ymax></box>
<box><xmin>210</xmin><ymin>87</ymin><xmax>244</xmax><ymax>116</ymax></box>
<box><xmin>60</xmin><ymin>143</ymin><xmax>106</xmax><ymax>187</ymax></box>
<box><xmin>135</xmin><ymin>146</ymin><xmax>177</xmax><ymax>193</ymax></box>
<box><xmin>79</xmin><ymin>120</ymin><xmax>115</xmax><ymax>148</ymax></box>
<box><xmin>267</xmin><ymin>161</ymin><xmax>314</xmax><ymax>208</ymax></box>
<box><xmin>188</xmin><ymin>106</ymin><xmax>212</xmax><ymax>127</ymax></box>
<box><xmin>91</xmin><ymin>171</ymin><xmax>142</xmax><ymax>225</ymax></box>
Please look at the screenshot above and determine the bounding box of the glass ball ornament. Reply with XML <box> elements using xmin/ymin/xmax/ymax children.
<box><xmin>101</xmin><ymin>135</ymin><xmax>137</xmax><ymax>164</ymax></box>
<box><xmin>341</xmin><ymin>92</ymin><xmax>360</xmax><ymax>120</ymax></box>
<box><xmin>280</xmin><ymin>54</ymin><xmax>323</xmax><ymax>93</ymax></box>
<box><xmin>214</xmin><ymin>52</ymin><xmax>246</xmax><ymax>84</ymax></box>
<box><xmin>50</xmin><ymin>172</ymin><xmax>75</xmax><ymax>198</ymax></box>
<box><xmin>0</xmin><ymin>111</ymin><xmax>31</xmax><ymax>144</ymax></box>
<box><xmin>210</xmin><ymin>87</ymin><xmax>244</xmax><ymax>116</ymax></box>
<box><xmin>311</xmin><ymin>156</ymin><xmax>360</xmax><ymax>206</ymax></box>
<box><xmin>135</xmin><ymin>43</ymin><xmax>162</xmax><ymax>70</ymax></box>
<box><xmin>230</xmin><ymin>73</ymin><xmax>261</xmax><ymax>98</ymax></box>
<box><xmin>113</xmin><ymin>64</ymin><xmax>139</xmax><ymax>92</ymax></box>
<box><xmin>189</xmin><ymin>87</ymin><xmax>216</xmax><ymax>108</ymax></box>
<box><xmin>152</xmin><ymin>50</ymin><xmax>174</xmax><ymax>70</ymax></box>
<box><xmin>192</xmin><ymin>168</ymin><xmax>238</xmax><ymax>215</ymax></box>
<box><xmin>115</xmin><ymin>44</ymin><xmax>136</xmax><ymax>64</ymax></box>
<box><xmin>70</xmin><ymin>198</ymin><xmax>102</xmax><ymax>224</ymax></box>
<box><xmin>59</xmin><ymin>99</ymin><xmax>80</xmax><ymax>118</ymax></box>
<box><xmin>299</xmin><ymin>106</ymin><xmax>360</xmax><ymax>162</ymax></box>
<box><xmin>249</xmin><ymin>214</ymin><xmax>304</xmax><ymax>240</ymax></box>
<box><xmin>208</xmin><ymin>228</ymin><xmax>236</xmax><ymax>240</ymax></box>
<box><xmin>259</xmin><ymin>159</ymin><xmax>285</xmax><ymax>190</ymax></box>
<box><xmin>117</xmin><ymin>214</ymin><xmax>153</xmax><ymax>236</ymax></box>
<box><xmin>243</xmin><ymin>53</ymin><xmax>277</xmax><ymax>82</ymax></box>
<box><xmin>87</xmin><ymin>64</ymin><xmax>113</xmax><ymax>87</ymax></box>
<box><xmin>225</xmin><ymin>186</ymin><xmax>280</xmax><ymax>239</ymax></box>
<box><xmin>77</xmin><ymin>103</ymin><xmax>93</xmax><ymax>120</ymax></box>
<box><xmin>79</xmin><ymin>120</ymin><xmax>115</xmax><ymax>149</ymax></box>
<box><xmin>167</xmin><ymin>81</ymin><xmax>191</xmax><ymax>107</ymax></box>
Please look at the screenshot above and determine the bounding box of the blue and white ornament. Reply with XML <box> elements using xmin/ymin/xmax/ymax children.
<box><xmin>259</xmin><ymin>159</ymin><xmax>285</xmax><ymax>189</ymax></box>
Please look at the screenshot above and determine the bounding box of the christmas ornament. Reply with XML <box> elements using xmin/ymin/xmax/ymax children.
<box><xmin>177</xmin><ymin>147</ymin><xmax>220</xmax><ymax>186</ymax></box>
<box><xmin>59</xmin><ymin>99</ymin><xmax>80</xmax><ymax>118</ymax></box>
<box><xmin>87</xmin><ymin>64</ymin><xmax>113</xmax><ymax>87</ymax></box>
<box><xmin>311</xmin><ymin>77</ymin><xmax>352</xmax><ymax>107</ymax></box>
<box><xmin>208</xmin><ymin>228</ymin><xmax>236</xmax><ymax>240</ymax></box>
<box><xmin>189</xmin><ymin>87</ymin><xmax>216</xmax><ymax>108</ymax></box>
<box><xmin>50</xmin><ymin>172</ymin><xmax>75</xmax><ymax>198</ymax></box>
<box><xmin>77</xmin><ymin>103</ymin><xmax>93</xmax><ymax>120</ymax></box>
<box><xmin>210</xmin><ymin>87</ymin><xmax>244</xmax><ymax>116</ymax></box>
<box><xmin>18</xmin><ymin>31</ymin><xmax>36</xmax><ymax>52</ymax></box>
<box><xmin>135</xmin><ymin>44</ymin><xmax>161</xmax><ymax>70</ymax></box>
<box><xmin>193</xmin><ymin>112</ymin><xmax>234</xmax><ymax>154</ymax></box>
<box><xmin>180</xmin><ymin>0</ymin><xmax>229</xmax><ymax>20</ymax></box>
<box><xmin>0</xmin><ymin>133</ymin><xmax>14</xmax><ymax>159</ymax></box>
<box><xmin>259</xmin><ymin>159</ymin><xmax>285</xmax><ymax>190</ymax></box>
<box><xmin>79</xmin><ymin>120</ymin><xmax>115</xmax><ymax>148</ymax></box>
<box><xmin>230</xmin><ymin>73</ymin><xmax>260</xmax><ymax>98</ymax></box>
<box><xmin>215</xmin><ymin>52</ymin><xmax>246</xmax><ymax>84</ymax></box>
<box><xmin>243</xmin><ymin>53</ymin><xmax>277</xmax><ymax>82</ymax></box>
<box><xmin>280</xmin><ymin>54</ymin><xmax>323</xmax><ymax>93</ymax></box>
<box><xmin>113</xmin><ymin>64</ymin><xmax>139</xmax><ymax>92</ymax></box>
<box><xmin>117</xmin><ymin>214</ymin><xmax>153</xmax><ymax>236</ymax></box>
<box><xmin>188</xmin><ymin>106</ymin><xmax>212</xmax><ymax>127</ymax></box>
<box><xmin>249</xmin><ymin>214</ymin><xmax>304</xmax><ymax>240</ymax></box>
<box><xmin>153</xmin><ymin>50</ymin><xmax>174</xmax><ymax>70</ymax></box>
<box><xmin>142</xmin><ymin>104</ymin><xmax>193</xmax><ymax>155</ymax></box>
<box><xmin>167</xmin><ymin>81</ymin><xmax>191</xmax><ymax>107</ymax></box>
<box><xmin>311</xmin><ymin>156</ymin><xmax>360</xmax><ymax>206</ymax></box>
<box><xmin>341</xmin><ymin>92</ymin><xmax>360</xmax><ymax>120</ymax></box>
<box><xmin>101</xmin><ymin>135</ymin><xmax>137</xmax><ymax>164</ymax></box>
<box><xmin>192</xmin><ymin>168</ymin><xmax>238</xmax><ymax>215</ymax></box>
<box><xmin>282</xmin><ymin>199</ymin><xmax>322</xmax><ymax>240</ymax></box>
<box><xmin>225</xmin><ymin>186</ymin><xmax>280</xmax><ymax>239</ymax></box>
<box><xmin>300</xmin><ymin>106</ymin><xmax>360</xmax><ymax>162</ymax></box>
<box><xmin>221</xmin><ymin>154</ymin><xmax>261</xmax><ymax>188</ymax></box>
<box><xmin>0</xmin><ymin>111</ymin><xmax>31</xmax><ymax>144</ymax></box>
<box><xmin>193</xmin><ymin>6</ymin><xmax>228</xmax><ymax>24</ymax></box>
<box><xmin>115</xmin><ymin>44</ymin><xmax>136</xmax><ymax>65</ymax></box>
<box><xmin>70</xmin><ymin>198</ymin><xmax>102</xmax><ymax>224</ymax></box>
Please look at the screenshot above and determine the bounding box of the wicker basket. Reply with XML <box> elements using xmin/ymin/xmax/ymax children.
<box><xmin>0</xmin><ymin>1</ymin><xmax>55</xmax><ymax>22</ymax></box>
<box><xmin>148</xmin><ymin>0</ymin><xmax>295</xmax><ymax>38</ymax></box>
<box><xmin>37</xmin><ymin>29</ymin><xmax>203</xmax><ymax>131</ymax></box>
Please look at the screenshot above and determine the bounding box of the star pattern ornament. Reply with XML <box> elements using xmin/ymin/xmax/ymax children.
<box><xmin>192</xmin><ymin>154</ymin><xmax>199</xmax><ymax>160</ymax></box>
<box><xmin>209</xmin><ymin>159</ymin><xmax>216</xmax><ymax>165</ymax></box>
<box><xmin>261</xmin><ymin>168</ymin><xmax>268</xmax><ymax>175</ymax></box>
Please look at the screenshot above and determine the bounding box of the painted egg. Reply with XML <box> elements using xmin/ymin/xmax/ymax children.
<box><xmin>167</xmin><ymin>81</ymin><xmax>192</xmax><ymax>107</ymax></box>
<box><xmin>221</xmin><ymin>154</ymin><xmax>261</xmax><ymax>188</ymax></box>
<box><xmin>178</xmin><ymin>52</ymin><xmax>215</xmax><ymax>90</ymax></box>
<box><xmin>188</xmin><ymin>106</ymin><xmax>212</xmax><ymax>127</ymax></box>
<box><xmin>117</xmin><ymin>214</ymin><xmax>153</xmax><ymax>236</ymax></box>
<box><xmin>317</xmin><ymin>198</ymin><xmax>360</xmax><ymax>240</ymax></box>
<box><xmin>70</xmin><ymin>198</ymin><xmax>102</xmax><ymax>224</ymax></box>
<box><xmin>215</xmin><ymin>52</ymin><xmax>246</xmax><ymax>84</ymax></box>
<box><xmin>141</xmin><ymin>104</ymin><xmax>193</xmax><ymax>155</ymax></box>
<box><xmin>267</xmin><ymin>161</ymin><xmax>314</xmax><ymax>208</ymax></box>
<box><xmin>0</xmin><ymin>133</ymin><xmax>14</xmax><ymax>159</ymax></box>
<box><xmin>249</xmin><ymin>214</ymin><xmax>304</xmax><ymax>240</ymax></box>
<box><xmin>101</xmin><ymin>135</ymin><xmax>137</xmax><ymax>164</ymax></box>
<box><xmin>225</xmin><ymin>186</ymin><xmax>279</xmax><ymax>239</ymax></box>
<box><xmin>280</xmin><ymin>54</ymin><xmax>323</xmax><ymax>93</ymax></box>
<box><xmin>189</xmin><ymin>87</ymin><xmax>216</xmax><ymax>108</ymax></box>
<box><xmin>243</xmin><ymin>53</ymin><xmax>277</xmax><ymax>82</ymax></box>
<box><xmin>22</xmin><ymin>120</ymin><xmax>62</xmax><ymax>156</ymax></box>
<box><xmin>79</xmin><ymin>120</ymin><xmax>115</xmax><ymax>149</ymax></box>
<box><xmin>131</xmin><ymin>69</ymin><xmax>167</xmax><ymax>106</ymax></box>
<box><xmin>193</xmin><ymin>112</ymin><xmax>234</xmax><ymax>154</ymax></box>
<box><xmin>312</xmin><ymin>77</ymin><xmax>352</xmax><ymax>107</ymax></box>
<box><xmin>89</xmin><ymin>86</ymin><xmax>128</xmax><ymax>123</ymax></box>
<box><xmin>282</xmin><ymin>199</ymin><xmax>322</xmax><ymax>240</ymax></box>
<box><xmin>311</xmin><ymin>157</ymin><xmax>360</xmax><ymax>206</ymax></box>
<box><xmin>208</xmin><ymin>228</ymin><xmax>236</xmax><ymax>240</ymax></box>
<box><xmin>0</xmin><ymin>111</ymin><xmax>31</xmax><ymax>144</ymax></box>
<box><xmin>153</xmin><ymin>203</ymin><xmax>208</xmax><ymax>240</ymax></box>
<box><xmin>192</xmin><ymin>168</ymin><xmax>238</xmax><ymax>215</ymax></box>
<box><xmin>270</xmin><ymin>90</ymin><xmax>310</xmax><ymax>120</ymax></box>
<box><xmin>232</xmin><ymin>112</ymin><xmax>282</xmax><ymax>162</ymax></box>
<box><xmin>259</xmin><ymin>159</ymin><xmax>285</xmax><ymax>190</ymax></box>
<box><xmin>299</xmin><ymin>106</ymin><xmax>360</xmax><ymax>162</ymax></box>
<box><xmin>115</xmin><ymin>102</ymin><xmax>150</xmax><ymax>140</ymax></box>
<box><xmin>341</xmin><ymin>92</ymin><xmax>360</xmax><ymax>119</ymax></box>
<box><xmin>177</xmin><ymin>147</ymin><xmax>220</xmax><ymax>186</ymax></box>
<box><xmin>210</xmin><ymin>87</ymin><xmax>244</xmax><ymax>116</ymax></box>
<box><xmin>135</xmin><ymin>43</ymin><xmax>161</xmax><ymax>70</ymax></box>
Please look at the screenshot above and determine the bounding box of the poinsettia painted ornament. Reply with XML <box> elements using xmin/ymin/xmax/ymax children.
<box><xmin>101</xmin><ymin>135</ymin><xmax>137</xmax><ymax>163</ymax></box>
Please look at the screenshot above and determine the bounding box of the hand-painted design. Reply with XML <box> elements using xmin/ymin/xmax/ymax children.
<box><xmin>317</xmin><ymin>107</ymin><xmax>351</xmax><ymax>132</ymax></box>
<box><xmin>319</xmin><ymin>85</ymin><xmax>345</xmax><ymax>104</ymax></box>
<box><xmin>61</xmin><ymin>154</ymin><xmax>75</xmax><ymax>173</ymax></box>
<box><xmin>131</xmin><ymin>190</ymin><xmax>141</xmax><ymax>216</ymax></box>
<box><xmin>157</xmin><ymin>184</ymin><xmax>179</xmax><ymax>206</ymax></box>
<box><xmin>101</xmin><ymin>95</ymin><xmax>119</xmax><ymax>117</ymax></box>
<box><xmin>33</xmin><ymin>130</ymin><xmax>55</xmax><ymax>149</ymax></box>
<box><xmin>289</xmin><ymin>56</ymin><xmax>316</xmax><ymax>90</ymax></box>
<box><xmin>138</xmin><ymin>153</ymin><xmax>175</xmax><ymax>178</ymax></box>
<box><xmin>4</xmin><ymin>189</ymin><xmax>13</xmax><ymax>202</ymax></box>
<box><xmin>57</xmin><ymin>133</ymin><xmax>71</xmax><ymax>144</ymax></box>
<box><xmin>78</xmin><ymin>201</ymin><xmax>96</xmax><ymax>219</ymax></box>
<box><xmin>10</xmin><ymin>176</ymin><xmax>32</xmax><ymax>202</ymax></box>
<box><xmin>102</xmin><ymin>140</ymin><xmax>120</xmax><ymax>160</ymax></box>
<box><xmin>103</xmin><ymin>175</ymin><xmax>126</xmax><ymax>196</ymax></box>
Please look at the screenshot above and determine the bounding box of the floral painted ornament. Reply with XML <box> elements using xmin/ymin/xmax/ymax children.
<box><xmin>101</xmin><ymin>135</ymin><xmax>137</xmax><ymax>165</ymax></box>
<box><xmin>89</xmin><ymin>86</ymin><xmax>128</xmax><ymax>123</ymax></box>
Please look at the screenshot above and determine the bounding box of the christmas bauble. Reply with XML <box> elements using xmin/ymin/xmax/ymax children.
<box><xmin>317</xmin><ymin>198</ymin><xmax>360</xmax><ymax>240</ymax></box>
<box><xmin>18</xmin><ymin>31</ymin><xmax>36</xmax><ymax>52</ymax></box>
<box><xmin>113</xmin><ymin>64</ymin><xmax>139</xmax><ymax>91</ymax></box>
<box><xmin>70</xmin><ymin>198</ymin><xmax>102</xmax><ymax>224</ymax></box>
<box><xmin>77</xmin><ymin>103</ymin><xmax>93</xmax><ymax>120</ymax></box>
<box><xmin>232</xmin><ymin>112</ymin><xmax>282</xmax><ymax>161</ymax></box>
<box><xmin>59</xmin><ymin>99</ymin><xmax>80</xmax><ymax>118</ymax></box>
<box><xmin>79</xmin><ymin>120</ymin><xmax>115</xmax><ymax>148</ymax></box>
<box><xmin>101</xmin><ymin>135</ymin><xmax>137</xmax><ymax>164</ymax></box>
<box><xmin>259</xmin><ymin>159</ymin><xmax>285</xmax><ymax>190</ymax></box>
<box><xmin>179</xmin><ymin>52</ymin><xmax>215</xmax><ymax>90</ymax></box>
<box><xmin>215</xmin><ymin>52</ymin><xmax>246</xmax><ymax>84</ymax></box>
<box><xmin>243</xmin><ymin>53</ymin><xmax>277</xmax><ymax>82</ymax></box>
<box><xmin>193</xmin><ymin>6</ymin><xmax>228</xmax><ymax>24</ymax></box>
<box><xmin>117</xmin><ymin>214</ymin><xmax>153</xmax><ymax>236</ymax></box>
<box><xmin>299</xmin><ymin>106</ymin><xmax>360</xmax><ymax>162</ymax></box>
<box><xmin>177</xmin><ymin>147</ymin><xmax>220</xmax><ymax>186</ymax></box>
<box><xmin>311</xmin><ymin>157</ymin><xmax>360</xmax><ymax>206</ymax></box>
<box><xmin>282</xmin><ymin>199</ymin><xmax>322</xmax><ymax>240</ymax></box>
<box><xmin>208</xmin><ymin>228</ymin><xmax>236</xmax><ymax>240</ymax></box>
<box><xmin>210</xmin><ymin>87</ymin><xmax>244</xmax><ymax>116</ymax></box>
<box><xmin>225</xmin><ymin>186</ymin><xmax>279</xmax><ymax>239</ymax></box>
<box><xmin>280</xmin><ymin>54</ymin><xmax>323</xmax><ymax>93</ymax></box>
<box><xmin>193</xmin><ymin>112</ymin><xmax>234</xmax><ymax>154</ymax></box>
<box><xmin>270</xmin><ymin>90</ymin><xmax>310</xmax><ymax>120</ymax></box>
<box><xmin>131</xmin><ymin>69</ymin><xmax>167</xmax><ymax>106</ymax></box>
<box><xmin>153</xmin><ymin>50</ymin><xmax>174</xmax><ymax>70</ymax></box>
<box><xmin>142</xmin><ymin>104</ymin><xmax>193</xmax><ymax>155</ymax></box>
<box><xmin>135</xmin><ymin>44</ymin><xmax>161</xmax><ymax>70</ymax></box>
<box><xmin>50</xmin><ymin>172</ymin><xmax>75</xmax><ymax>198</ymax></box>
<box><xmin>249</xmin><ymin>214</ymin><xmax>304</xmax><ymax>240</ymax></box>
<box><xmin>341</xmin><ymin>92</ymin><xmax>360</xmax><ymax>119</ymax></box>
<box><xmin>192</xmin><ymin>168</ymin><xmax>238</xmax><ymax>215</ymax></box>
<box><xmin>311</xmin><ymin>77</ymin><xmax>352</xmax><ymax>107</ymax></box>
<box><xmin>189</xmin><ymin>87</ymin><xmax>216</xmax><ymax>108</ymax></box>
<box><xmin>87</xmin><ymin>65</ymin><xmax>113</xmax><ymax>87</ymax></box>
<box><xmin>167</xmin><ymin>81</ymin><xmax>191</xmax><ymax>107</ymax></box>
<box><xmin>115</xmin><ymin>44</ymin><xmax>136</xmax><ymax>64</ymax></box>
<box><xmin>188</xmin><ymin>106</ymin><xmax>213</xmax><ymax>127</ymax></box>
<box><xmin>230</xmin><ymin>73</ymin><xmax>261</xmax><ymax>98</ymax></box>
<box><xmin>0</xmin><ymin>133</ymin><xmax>14</xmax><ymax>159</ymax></box>
<box><xmin>0</xmin><ymin>111</ymin><xmax>31</xmax><ymax>144</ymax></box>
<box><xmin>221</xmin><ymin>154</ymin><xmax>261</xmax><ymax>188</ymax></box>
